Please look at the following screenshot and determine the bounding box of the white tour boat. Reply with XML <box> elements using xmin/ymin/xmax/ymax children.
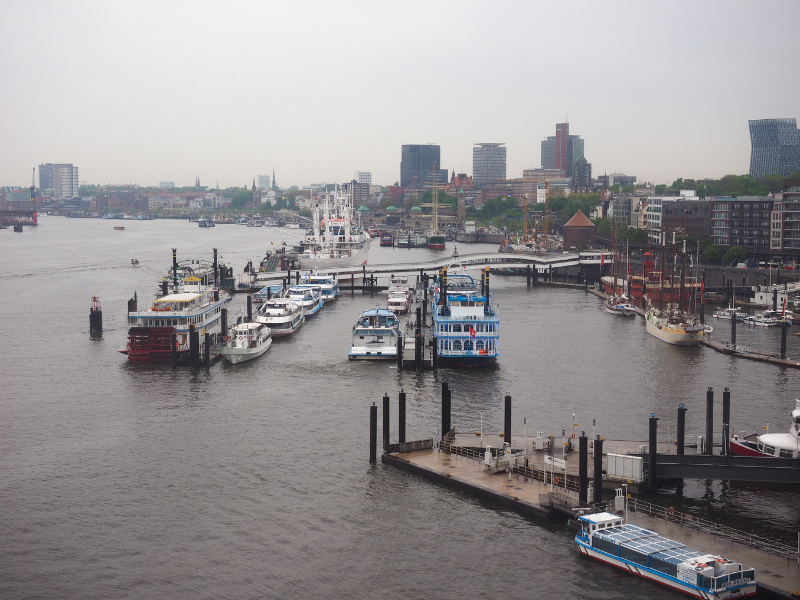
<box><xmin>713</xmin><ymin>306</ymin><xmax>746</xmax><ymax>321</ymax></box>
<box><xmin>221</xmin><ymin>321</ymin><xmax>273</xmax><ymax>364</ymax></box>
<box><xmin>283</xmin><ymin>286</ymin><xmax>323</xmax><ymax>317</ymax></box>
<box><xmin>299</xmin><ymin>273</ymin><xmax>339</xmax><ymax>302</ymax></box>
<box><xmin>348</xmin><ymin>308</ymin><xmax>401</xmax><ymax>360</ymax></box>
<box><xmin>387</xmin><ymin>291</ymin><xmax>410</xmax><ymax>314</ymax></box>
<box><xmin>604</xmin><ymin>295</ymin><xmax>637</xmax><ymax>316</ymax></box>
<box><xmin>254</xmin><ymin>297</ymin><xmax>305</xmax><ymax>338</ymax></box>
<box><xmin>730</xmin><ymin>398</ymin><xmax>800</xmax><ymax>458</ymax></box>
<box><xmin>387</xmin><ymin>275</ymin><xmax>414</xmax><ymax>301</ymax></box>
<box><xmin>576</xmin><ymin>512</ymin><xmax>757</xmax><ymax>598</ymax></box>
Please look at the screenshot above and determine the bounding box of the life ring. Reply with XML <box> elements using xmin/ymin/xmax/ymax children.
<box><xmin>695</xmin><ymin>562</ymin><xmax>707</xmax><ymax>570</ymax></box>
<box><xmin>554</xmin><ymin>476</ymin><xmax>560</xmax><ymax>485</ymax></box>
<box><xmin>668</xmin><ymin>506</ymin><xmax>675</xmax><ymax>516</ymax></box>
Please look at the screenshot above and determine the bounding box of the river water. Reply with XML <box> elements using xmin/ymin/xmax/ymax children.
<box><xmin>1</xmin><ymin>218</ymin><xmax>798</xmax><ymax>599</ymax></box>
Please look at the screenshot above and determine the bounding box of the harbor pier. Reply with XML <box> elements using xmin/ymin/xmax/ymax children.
<box><xmin>373</xmin><ymin>387</ymin><xmax>800</xmax><ymax>599</ymax></box>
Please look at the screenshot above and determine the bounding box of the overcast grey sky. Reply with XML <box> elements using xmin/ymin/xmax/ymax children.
<box><xmin>1</xmin><ymin>0</ymin><xmax>798</xmax><ymax>189</ymax></box>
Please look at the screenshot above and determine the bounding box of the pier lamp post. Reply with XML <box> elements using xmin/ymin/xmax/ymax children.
<box><xmin>524</xmin><ymin>417</ymin><xmax>527</xmax><ymax>456</ymax></box>
<box><xmin>592</xmin><ymin>418</ymin><xmax>596</xmax><ymax>458</ymax></box>
<box><xmin>623</xmin><ymin>483</ymin><xmax>629</xmax><ymax>523</ymax></box>
<box><xmin>480</xmin><ymin>410</ymin><xmax>483</xmax><ymax>448</ymax></box>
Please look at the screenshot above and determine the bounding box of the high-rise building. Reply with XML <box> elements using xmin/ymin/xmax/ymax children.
<box><xmin>573</xmin><ymin>156</ymin><xmax>592</xmax><ymax>192</ymax></box>
<box><xmin>400</xmin><ymin>144</ymin><xmax>447</xmax><ymax>187</ymax></box>
<box><xmin>749</xmin><ymin>118</ymin><xmax>800</xmax><ymax>179</ymax></box>
<box><xmin>472</xmin><ymin>143</ymin><xmax>506</xmax><ymax>189</ymax></box>
<box><xmin>39</xmin><ymin>163</ymin><xmax>79</xmax><ymax>199</ymax></box>
<box><xmin>356</xmin><ymin>171</ymin><xmax>372</xmax><ymax>187</ymax></box>
<box><xmin>772</xmin><ymin>178</ymin><xmax>800</xmax><ymax>250</ymax></box>
<box><xmin>540</xmin><ymin>123</ymin><xmax>584</xmax><ymax>177</ymax></box>
<box><xmin>257</xmin><ymin>174</ymin><xmax>271</xmax><ymax>190</ymax></box>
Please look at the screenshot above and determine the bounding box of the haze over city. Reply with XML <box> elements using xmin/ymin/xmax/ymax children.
<box><xmin>1</xmin><ymin>0</ymin><xmax>798</xmax><ymax>188</ymax></box>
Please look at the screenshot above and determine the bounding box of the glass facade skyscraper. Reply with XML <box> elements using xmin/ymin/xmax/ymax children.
<box><xmin>541</xmin><ymin>124</ymin><xmax>583</xmax><ymax>177</ymax></box>
<box><xmin>400</xmin><ymin>145</ymin><xmax>447</xmax><ymax>187</ymax></box>
<box><xmin>472</xmin><ymin>143</ymin><xmax>506</xmax><ymax>189</ymax></box>
<box><xmin>749</xmin><ymin>118</ymin><xmax>800</xmax><ymax>179</ymax></box>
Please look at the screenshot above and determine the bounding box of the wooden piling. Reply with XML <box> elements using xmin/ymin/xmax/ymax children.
<box><xmin>383</xmin><ymin>393</ymin><xmax>390</xmax><ymax>452</ymax></box>
<box><xmin>677</xmin><ymin>404</ymin><xmax>686</xmax><ymax>455</ymax></box>
<box><xmin>369</xmin><ymin>403</ymin><xmax>377</xmax><ymax>462</ymax></box>
<box><xmin>578</xmin><ymin>433</ymin><xmax>588</xmax><ymax>504</ymax></box>
<box><xmin>705</xmin><ymin>387</ymin><xmax>714</xmax><ymax>455</ymax></box>
<box><xmin>648</xmin><ymin>414</ymin><xmax>658</xmax><ymax>487</ymax></box>
<box><xmin>399</xmin><ymin>389</ymin><xmax>406</xmax><ymax>444</ymax></box>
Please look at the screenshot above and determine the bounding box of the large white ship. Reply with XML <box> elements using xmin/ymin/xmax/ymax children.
<box><xmin>297</xmin><ymin>184</ymin><xmax>371</xmax><ymax>270</ymax></box>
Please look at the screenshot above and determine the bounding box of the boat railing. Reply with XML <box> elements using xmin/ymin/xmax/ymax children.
<box><xmin>627</xmin><ymin>497</ymin><xmax>800</xmax><ymax>563</ymax></box>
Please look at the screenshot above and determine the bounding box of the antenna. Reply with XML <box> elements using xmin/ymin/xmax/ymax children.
<box><xmin>30</xmin><ymin>167</ymin><xmax>35</xmax><ymax>203</ymax></box>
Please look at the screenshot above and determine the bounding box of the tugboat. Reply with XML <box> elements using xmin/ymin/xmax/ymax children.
<box><xmin>348</xmin><ymin>308</ymin><xmax>401</xmax><ymax>360</ymax></box>
<box><xmin>432</xmin><ymin>266</ymin><xmax>498</xmax><ymax>367</ymax></box>
<box><xmin>576</xmin><ymin>511</ymin><xmax>757</xmax><ymax>598</ymax></box>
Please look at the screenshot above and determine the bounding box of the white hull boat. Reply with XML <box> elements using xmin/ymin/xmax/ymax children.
<box><xmin>222</xmin><ymin>322</ymin><xmax>273</xmax><ymax>364</ymax></box>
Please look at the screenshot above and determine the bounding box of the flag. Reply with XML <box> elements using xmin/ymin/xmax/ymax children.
<box><xmin>601</xmin><ymin>253</ymin><xmax>604</xmax><ymax>266</ymax></box>
<box><xmin>782</xmin><ymin>297</ymin><xmax>786</xmax><ymax>316</ymax></box>
<box><xmin>689</xmin><ymin>254</ymin><xmax>694</xmax><ymax>268</ymax></box>
<box><xmin>470</xmin><ymin>325</ymin><xmax>476</xmax><ymax>339</ymax></box>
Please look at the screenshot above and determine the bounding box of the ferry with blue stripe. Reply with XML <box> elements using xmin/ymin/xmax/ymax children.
<box><xmin>300</xmin><ymin>273</ymin><xmax>339</xmax><ymax>302</ymax></box>
<box><xmin>348</xmin><ymin>308</ymin><xmax>400</xmax><ymax>360</ymax></box>
<box><xmin>283</xmin><ymin>286</ymin><xmax>323</xmax><ymax>316</ymax></box>
<box><xmin>432</xmin><ymin>266</ymin><xmax>498</xmax><ymax>368</ymax></box>
<box><xmin>576</xmin><ymin>512</ymin><xmax>757</xmax><ymax>598</ymax></box>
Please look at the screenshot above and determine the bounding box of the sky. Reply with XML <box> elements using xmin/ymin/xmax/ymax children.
<box><xmin>1</xmin><ymin>0</ymin><xmax>798</xmax><ymax>190</ymax></box>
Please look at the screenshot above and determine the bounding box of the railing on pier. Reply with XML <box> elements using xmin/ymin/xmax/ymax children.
<box><xmin>626</xmin><ymin>498</ymin><xmax>800</xmax><ymax>563</ymax></box>
<box><xmin>387</xmin><ymin>439</ymin><xmax>434</xmax><ymax>453</ymax></box>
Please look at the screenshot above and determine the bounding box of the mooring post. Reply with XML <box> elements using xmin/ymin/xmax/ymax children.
<box><xmin>440</xmin><ymin>380</ymin><xmax>448</xmax><ymax>440</ymax></box>
<box><xmin>89</xmin><ymin>296</ymin><xmax>103</xmax><ymax>334</ymax></box>
<box><xmin>369</xmin><ymin>403</ymin><xmax>377</xmax><ymax>463</ymax></box>
<box><xmin>221</xmin><ymin>308</ymin><xmax>228</xmax><ymax>337</ymax></box>
<box><xmin>295</xmin><ymin>271</ymin><xmax>300</xmax><ymax>285</ymax></box>
<box><xmin>593</xmin><ymin>436</ymin><xmax>603</xmax><ymax>507</ymax></box>
<box><xmin>172</xmin><ymin>248</ymin><xmax>178</xmax><ymax>290</ymax></box>
<box><xmin>705</xmin><ymin>387</ymin><xmax>714</xmax><ymax>455</ymax></box>
<box><xmin>773</xmin><ymin>288</ymin><xmax>778</xmax><ymax>312</ymax></box>
<box><xmin>422</xmin><ymin>275</ymin><xmax>428</xmax><ymax>324</ymax></box>
<box><xmin>189</xmin><ymin>324</ymin><xmax>197</xmax><ymax>368</ymax></box>
<box><xmin>382</xmin><ymin>393</ymin><xmax>390</xmax><ymax>452</ymax></box>
<box><xmin>397</xmin><ymin>333</ymin><xmax>403</xmax><ymax>371</ymax></box>
<box><xmin>781</xmin><ymin>321</ymin><xmax>788</xmax><ymax>359</ymax></box>
<box><xmin>204</xmin><ymin>331</ymin><xmax>210</xmax><ymax>369</ymax></box>
<box><xmin>578</xmin><ymin>432</ymin><xmax>588</xmax><ymax>504</ymax></box>
<box><xmin>432</xmin><ymin>338</ymin><xmax>438</xmax><ymax>370</ymax></box>
<box><xmin>415</xmin><ymin>306</ymin><xmax>422</xmax><ymax>372</ymax></box>
<box><xmin>504</xmin><ymin>394</ymin><xmax>511</xmax><ymax>448</ymax></box>
<box><xmin>722</xmin><ymin>423</ymin><xmax>730</xmax><ymax>456</ymax></box>
<box><xmin>730</xmin><ymin>301</ymin><xmax>737</xmax><ymax>346</ymax></box>
<box><xmin>700</xmin><ymin>299</ymin><xmax>705</xmax><ymax>324</ymax></box>
<box><xmin>677</xmin><ymin>404</ymin><xmax>686</xmax><ymax>455</ymax></box>
<box><xmin>445</xmin><ymin>384</ymin><xmax>452</xmax><ymax>437</ymax></box>
<box><xmin>213</xmin><ymin>247</ymin><xmax>218</xmax><ymax>290</ymax></box>
<box><xmin>526</xmin><ymin>264</ymin><xmax>531</xmax><ymax>287</ymax></box>
<box><xmin>399</xmin><ymin>389</ymin><xmax>406</xmax><ymax>444</ymax></box>
<box><xmin>247</xmin><ymin>295</ymin><xmax>253</xmax><ymax>322</ymax></box>
<box><xmin>648</xmin><ymin>413</ymin><xmax>658</xmax><ymax>488</ymax></box>
<box><xmin>171</xmin><ymin>331</ymin><xmax>178</xmax><ymax>366</ymax></box>
<box><xmin>722</xmin><ymin>388</ymin><xmax>731</xmax><ymax>437</ymax></box>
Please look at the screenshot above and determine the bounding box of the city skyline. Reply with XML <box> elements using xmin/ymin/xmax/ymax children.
<box><xmin>1</xmin><ymin>1</ymin><xmax>799</xmax><ymax>189</ymax></box>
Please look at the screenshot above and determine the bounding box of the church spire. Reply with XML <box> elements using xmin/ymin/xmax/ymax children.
<box><xmin>272</xmin><ymin>167</ymin><xmax>276</xmax><ymax>190</ymax></box>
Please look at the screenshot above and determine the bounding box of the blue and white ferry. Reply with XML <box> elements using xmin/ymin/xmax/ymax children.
<box><xmin>283</xmin><ymin>286</ymin><xmax>323</xmax><ymax>317</ymax></box>
<box><xmin>576</xmin><ymin>512</ymin><xmax>757</xmax><ymax>598</ymax></box>
<box><xmin>300</xmin><ymin>272</ymin><xmax>339</xmax><ymax>302</ymax></box>
<box><xmin>432</xmin><ymin>267</ymin><xmax>498</xmax><ymax>367</ymax></box>
<box><xmin>348</xmin><ymin>308</ymin><xmax>400</xmax><ymax>360</ymax></box>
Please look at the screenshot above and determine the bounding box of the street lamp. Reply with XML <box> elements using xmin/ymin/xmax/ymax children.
<box><xmin>480</xmin><ymin>410</ymin><xmax>483</xmax><ymax>448</ymax></box>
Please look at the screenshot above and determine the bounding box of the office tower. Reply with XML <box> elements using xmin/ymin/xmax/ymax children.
<box><xmin>472</xmin><ymin>143</ymin><xmax>506</xmax><ymax>189</ymax></box>
<box><xmin>749</xmin><ymin>118</ymin><xmax>800</xmax><ymax>179</ymax></box>
<box><xmin>573</xmin><ymin>156</ymin><xmax>592</xmax><ymax>191</ymax></box>
<box><xmin>400</xmin><ymin>144</ymin><xmax>447</xmax><ymax>187</ymax></box>
<box><xmin>39</xmin><ymin>163</ymin><xmax>79</xmax><ymax>199</ymax></box>
<box><xmin>540</xmin><ymin>123</ymin><xmax>584</xmax><ymax>177</ymax></box>
<box><xmin>257</xmin><ymin>174</ymin><xmax>271</xmax><ymax>190</ymax></box>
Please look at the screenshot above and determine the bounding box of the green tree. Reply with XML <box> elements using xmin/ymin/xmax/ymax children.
<box><xmin>655</xmin><ymin>184</ymin><xmax>667</xmax><ymax>194</ymax></box>
<box><xmin>230</xmin><ymin>189</ymin><xmax>253</xmax><ymax>209</ymax></box>
<box><xmin>723</xmin><ymin>246</ymin><xmax>747</xmax><ymax>265</ymax></box>
<box><xmin>702</xmin><ymin>243</ymin><xmax>722</xmax><ymax>265</ymax></box>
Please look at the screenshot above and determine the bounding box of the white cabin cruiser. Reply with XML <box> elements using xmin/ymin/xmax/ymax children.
<box><xmin>730</xmin><ymin>399</ymin><xmax>800</xmax><ymax>458</ymax></box>
<box><xmin>283</xmin><ymin>286</ymin><xmax>323</xmax><ymax>317</ymax></box>
<box><xmin>387</xmin><ymin>291</ymin><xmax>409</xmax><ymax>314</ymax></box>
<box><xmin>254</xmin><ymin>297</ymin><xmax>304</xmax><ymax>338</ymax></box>
<box><xmin>221</xmin><ymin>321</ymin><xmax>272</xmax><ymax>364</ymax></box>
<box><xmin>299</xmin><ymin>273</ymin><xmax>339</xmax><ymax>302</ymax></box>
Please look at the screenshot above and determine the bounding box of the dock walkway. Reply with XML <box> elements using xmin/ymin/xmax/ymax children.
<box><xmin>385</xmin><ymin>445</ymin><xmax>800</xmax><ymax>599</ymax></box>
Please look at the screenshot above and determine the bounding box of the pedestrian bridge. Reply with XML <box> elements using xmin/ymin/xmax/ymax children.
<box><xmin>256</xmin><ymin>250</ymin><xmax>611</xmax><ymax>282</ymax></box>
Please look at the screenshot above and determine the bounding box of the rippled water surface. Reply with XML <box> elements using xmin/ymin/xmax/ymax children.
<box><xmin>1</xmin><ymin>218</ymin><xmax>798</xmax><ymax>599</ymax></box>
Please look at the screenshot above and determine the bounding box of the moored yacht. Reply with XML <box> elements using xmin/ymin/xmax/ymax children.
<box><xmin>221</xmin><ymin>321</ymin><xmax>272</xmax><ymax>364</ymax></box>
<box><xmin>254</xmin><ymin>297</ymin><xmax>304</xmax><ymax>338</ymax></box>
<box><xmin>348</xmin><ymin>308</ymin><xmax>401</xmax><ymax>360</ymax></box>
<box><xmin>604</xmin><ymin>295</ymin><xmax>636</xmax><ymax>316</ymax></box>
<box><xmin>387</xmin><ymin>291</ymin><xmax>409</xmax><ymax>314</ymax></box>
<box><xmin>645</xmin><ymin>307</ymin><xmax>705</xmax><ymax>346</ymax></box>
<box><xmin>713</xmin><ymin>306</ymin><xmax>746</xmax><ymax>321</ymax></box>
<box><xmin>299</xmin><ymin>272</ymin><xmax>339</xmax><ymax>302</ymax></box>
<box><xmin>730</xmin><ymin>399</ymin><xmax>800</xmax><ymax>458</ymax></box>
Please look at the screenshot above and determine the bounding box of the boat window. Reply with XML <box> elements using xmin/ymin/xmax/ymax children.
<box><xmin>763</xmin><ymin>444</ymin><xmax>776</xmax><ymax>455</ymax></box>
<box><xmin>452</xmin><ymin>340</ymin><xmax>462</xmax><ymax>351</ymax></box>
<box><xmin>452</xmin><ymin>324</ymin><xmax>462</xmax><ymax>332</ymax></box>
<box><xmin>590</xmin><ymin>536</ymin><xmax>618</xmax><ymax>556</ymax></box>
<box><xmin>648</xmin><ymin>555</ymin><xmax>678</xmax><ymax>578</ymax></box>
<box><xmin>779</xmin><ymin>449</ymin><xmax>793</xmax><ymax>458</ymax></box>
<box><xmin>696</xmin><ymin>574</ymin><xmax>711</xmax><ymax>590</ymax></box>
<box><xmin>463</xmin><ymin>340</ymin><xmax>473</xmax><ymax>351</ymax></box>
<box><xmin>618</xmin><ymin>545</ymin><xmax>647</xmax><ymax>566</ymax></box>
<box><xmin>476</xmin><ymin>323</ymin><xmax>485</xmax><ymax>332</ymax></box>
<box><xmin>475</xmin><ymin>340</ymin><xmax>484</xmax><ymax>351</ymax></box>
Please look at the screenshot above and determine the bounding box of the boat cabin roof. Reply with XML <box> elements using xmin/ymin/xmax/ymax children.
<box><xmin>155</xmin><ymin>291</ymin><xmax>202</xmax><ymax>303</ymax></box>
<box><xmin>360</xmin><ymin>308</ymin><xmax>396</xmax><ymax>317</ymax></box>
<box><xmin>232</xmin><ymin>322</ymin><xmax>262</xmax><ymax>331</ymax></box>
